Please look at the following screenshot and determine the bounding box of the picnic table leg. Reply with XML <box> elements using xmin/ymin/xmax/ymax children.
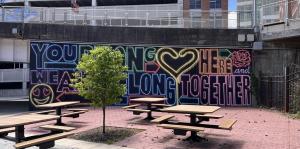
<box><xmin>185</xmin><ymin>113</ymin><xmax>206</xmax><ymax>141</ymax></box>
<box><xmin>145</xmin><ymin>103</ymin><xmax>154</xmax><ymax>120</ymax></box>
<box><xmin>15</xmin><ymin>125</ymin><xmax>24</xmax><ymax>143</ymax></box>
<box><xmin>55</xmin><ymin>107</ymin><xmax>64</xmax><ymax>126</ymax></box>
<box><xmin>190</xmin><ymin>113</ymin><xmax>197</xmax><ymax>139</ymax></box>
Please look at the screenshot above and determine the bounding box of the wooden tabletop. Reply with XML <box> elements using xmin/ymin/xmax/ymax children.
<box><xmin>161</xmin><ymin>105</ymin><xmax>220</xmax><ymax>114</ymax></box>
<box><xmin>130</xmin><ymin>98</ymin><xmax>167</xmax><ymax>103</ymax></box>
<box><xmin>0</xmin><ymin>114</ymin><xmax>59</xmax><ymax>128</ymax></box>
<box><xmin>36</xmin><ymin>101</ymin><xmax>80</xmax><ymax>109</ymax></box>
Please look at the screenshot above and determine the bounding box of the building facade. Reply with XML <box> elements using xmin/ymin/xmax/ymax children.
<box><xmin>183</xmin><ymin>0</ymin><xmax>228</xmax><ymax>28</ymax></box>
<box><xmin>237</xmin><ymin>0</ymin><xmax>253</xmax><ymax>27</ymax></box>
<box><xmin>0</xmin><ymin>0</ymin><xmax>233</xmax><ymax>102</ymax></box>
<box><xmin>1</xmin><ymin>0</ymin><xmax>229</xmax><ymax>28</ymax></box>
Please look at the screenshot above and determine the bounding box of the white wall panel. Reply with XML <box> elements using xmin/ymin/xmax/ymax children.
<box><xmin>14</xmin><ymin>40</ymin><xmax>29</xmax><ymax>62</ymax></box>
<box><xmin>0</xmin><ymin>38</ymin><xmax>29</xmax><ymax>62</ymax></box>
<box><xmin>0</xmin><ymin>39</ymin><xmax>14</xmax><ymax>62</ymax></box>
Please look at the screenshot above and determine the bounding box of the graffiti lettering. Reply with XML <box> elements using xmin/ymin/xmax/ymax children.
<box><xmin>30</xmin><ymin>42</ymin><xmax>252</xmax><ymax>107</ymax></box>
<box><xmin>199</xmin><ymin>49</ymin><xmax>233</xmax><ymax>74</ymax></box>
<box><xmin>31</xmin><ymin>43</ymin><xmax>93</xmax><ymax>70</ymax></box>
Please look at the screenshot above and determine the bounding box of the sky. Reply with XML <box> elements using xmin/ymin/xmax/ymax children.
<box><xmin>229</xmin><ymin>0</ymin><xmax>237</xmax><ymax>11</ymax></box>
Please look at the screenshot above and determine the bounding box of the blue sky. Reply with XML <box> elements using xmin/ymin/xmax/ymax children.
<box><xmin>229</xmin><ymin>0</ymin><xmax>237</xmax><ymax>11</ymax></box>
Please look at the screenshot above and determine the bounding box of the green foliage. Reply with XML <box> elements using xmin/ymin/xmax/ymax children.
<box><xmin>71</xmin><ymin>46</ymin><xmax>128</xmax><ymax>107</ymax></box>
<box><xmin>295</xmin><ymin>111</ymin><xmax>300</xmax><ymax>119</ymax></box>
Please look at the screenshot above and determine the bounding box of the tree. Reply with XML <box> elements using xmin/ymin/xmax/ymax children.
<box><xmin>71</xmin><ymin>46</ymin><xmax>128</xmax><ymax>133</ymax></box>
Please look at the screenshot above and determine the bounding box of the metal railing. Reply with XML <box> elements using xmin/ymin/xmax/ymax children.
<box><xmin>0</xmin><ymin>68</ymin><xmax>29</xmax><ymax>83</ymax></box>
<box><xmin>0</xmin><ymin>89</ymin><xmax>28</xmax><ymax>97</ymax></box>
<box><xmin>0</xmin><ymin>6</ymin><xmax>253</xmax><ymax>29</ymax></box>
<box><xmin>260</xmin><ymin>73</ymin><xmax>286</xmax><ymax>111</ymax></box>
<box><xmin>258</xmin><ymin>64</ymin><xmax>300</xmax><ymax>113</ymax></box>
<box><xmin>260</xmin><ymin>0</ymin><xmax>300</xmax><ymax>25</ymax></box>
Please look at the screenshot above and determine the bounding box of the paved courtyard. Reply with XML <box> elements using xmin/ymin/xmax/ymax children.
<box><xmin>14</xmin><ymin>106</ymin><xmax>300</xmax><ymax>149</ymax></box>
<box><xmin>0</xmin><ymin>137</ymin><xmax>132</xmax><ymax>149</ymax></box>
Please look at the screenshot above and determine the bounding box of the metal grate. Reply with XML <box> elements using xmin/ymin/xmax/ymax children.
<box><xmin>258</xmin><ymin>64</ymin><xmax>300</xmax><ymax>113</ymax></box>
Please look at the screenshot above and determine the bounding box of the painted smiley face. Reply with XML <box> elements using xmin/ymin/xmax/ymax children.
<box><xmin>30</xmin><ymin>84</ymin><xmax>54</xmax><ymax>107</ymax></box>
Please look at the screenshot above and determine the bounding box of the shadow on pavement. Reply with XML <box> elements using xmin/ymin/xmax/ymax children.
<box><xmin>164</xmin><ymin>136</ymin><xmax>245</xmax><ymax>149</ymax></box>
<box><xmin>0</xmin><ymin>101</ymin><xmax>29</xmax><ymax>116</ymax></box>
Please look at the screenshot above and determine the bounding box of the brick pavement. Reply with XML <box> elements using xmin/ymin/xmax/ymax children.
<box><xmin>21</xmin><ymin>107</ymin><xmax>300</xmax><ymax>149</ymax></box>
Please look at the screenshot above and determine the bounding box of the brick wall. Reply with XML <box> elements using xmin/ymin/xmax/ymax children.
<box><xmin>182</xmin><ymin>0</ymin><xmax>228</xmax><ymax>28</ymax></box>
<box><xmin>182</xmin><ymin>0</ymin><xmax>228</xmax><ymax>11</ymax></box>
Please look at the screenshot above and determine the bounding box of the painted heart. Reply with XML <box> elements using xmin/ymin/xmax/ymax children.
<box><xmin>156</xmin><ymin>48</ymin><xmax>199</xmax><ymax>82</ymax></box>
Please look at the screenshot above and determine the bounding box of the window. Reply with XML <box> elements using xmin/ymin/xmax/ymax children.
<box><xmin>210</xmin><ymin>0</ymin><xmax>221</xmax><ymax>9</ymax></box>
<box><xmin>0</xmin><ymin>62</ymin><xmax>24</xmax><ymax>69</ymax></box>
<box><xmin>209</xmin><ymin>16</ymin><xmax>223</xmax><ymax>28</ymax></box>
<box><xmin>190</xmin><ymin>0</ymin><xmax>201</xmax><ymax>9</ymax></box>
<box><xmin>192</xmin><ymin>17</ymin><xmax>202</xmax><ymax>28</ymax></box>
<box><xmin>0</xmin><ymin>82</ymin><xmax>22</xmax><ymax>89</ymax></box>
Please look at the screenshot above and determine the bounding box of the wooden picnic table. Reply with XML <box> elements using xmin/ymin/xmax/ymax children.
<box><xmin>161</xmin><ymin>105</ymin><xmax>220</xmax><ymax>141</ymax></box>
<box><xmin>36</xmin><ymin>101</ymin><xmax>79</xmax><ymax>125</ymax></box>
<box><xmin>0</xmin><ymin>114</ymin><xmax>59</xmax><ymax>143</ymax></box>
<box><xmin>130</xmin><ymin>97</ymin><xmax>167</xmax><ymax>120</ymax></box>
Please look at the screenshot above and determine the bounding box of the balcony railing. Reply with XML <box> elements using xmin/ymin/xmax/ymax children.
<box><xmin>260</xmin><ymin>0</ymin><xmax>300</xmax><ymax>25</ymax></box>
<box><xmin>0</xmin><ymin>69</ymin><xmax>29</xmax><ymax>83</ymax></box>
<box><xmin>0</xmin><ymin>6</ymin><xmax>253</xmax><ymax>29</ymax></box>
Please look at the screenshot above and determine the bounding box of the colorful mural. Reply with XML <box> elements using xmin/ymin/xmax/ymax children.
<box><xmin>30</xmin><ymin>42</ymin><xmax>252</xmax><ymax>108</ymax></box>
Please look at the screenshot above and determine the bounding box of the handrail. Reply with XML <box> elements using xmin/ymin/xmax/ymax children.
<box><xmin>260</xmin><ymin>0</ymin><xmax>286</xmax><ymax>8</ymax></box>
<box><xmin>260</xmin><ymin>0</ymin><xmax>300</xmax><ymax>26</ymax></box>
<box><xmin>260</xmin><ymin>0</ymin><xmax>299</xmax><ymax>8</ymax></box>
<box><xmin>0</xmin><ymin>6</ymin><xmax>254</xmax><ymax>29</ymax></box>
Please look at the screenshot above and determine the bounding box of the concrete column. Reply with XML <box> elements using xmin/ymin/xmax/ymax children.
<box><xmin>91</xmin><ymin>0</ymin><xmax>97</xmax><ymax>25</ymax></box>
<box><xmin>22</xmin><ymin>63</ymin><xmax>28</xmax><ymax>94</ymax></box>
<box><xmin>23</xmin><ymin>0</ymin><xmax>30</xmax><ymax>23</ymax></box>
<box><xmin>285</xmin><ymin>0</ymin><xmax>288</xmax><ymax>25</ymax></box>
<box><xmin>221</xmin><ymin>0</ymin><xmax>228</xmax><ymax>28</ymax></box>
<box><xmin>253</xmin><ymin>0</ymin><xmax>256</xmax><ymax>27</ymax></box>
<box><xmin>2</xmin><ymin>8</ymin><xmax>4</xmax><ymax>22</ymax></box>
<box><xmin>92</xmin><ymin>0</ymin><xmax>97</xmax><ymax>6</ymax></box>
<box><xmin>24</xmin><ymin>0</ymin><xmax>30</xmax><ymax>6</ymax></box>
<box><xmin>202</xmin><ymin>0</ymin><xmax>210</xmax><ymax>28</ymax></box>
<box><xmin>176</xmin><ymin>0</ymin><xmax>183</xmax><ymax>27</ymax></box>
<box><xmin>182</xmin><ymin>0</ymin><xmax>190</xmax><ymax>28</ymax></box>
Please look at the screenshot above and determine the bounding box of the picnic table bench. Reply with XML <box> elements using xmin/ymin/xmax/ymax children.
<box><xmin>67</xmin><ymin>108</ymin><xmax>89</xmax><ymax>112</ymax></box>
<box><xmin>158</xmin><ymin>124</ymin><xmax>204</xmax><ymax>135</ymax></box>
<box><xmin>122</xmin><ymin>104</ymin><xmax>141</xmax><ymax>109</ymax></box>
<box><xmin>185</xmin><ymin>114</ymin><xmax>224</xmax><ymax>122</ymax></box>
<box><xmin>14</xmin><ymin>132</ymin><xmax>74</xmax><ymax>149</ymax></box>
<box><xmin>62</xmin><ymin>111</ymin><xmax>86</xmax><ymax>118</ymax></box>
<box><xmin>151</xmin><ymin>104</ymin><xmax>172</xmax><ymax>108</ymax></box>
<box><xmin>34</xmin><ymin>110</ymin><xmax>56</xmax><ymax>115</ymax></box>
<box><xmin>157</xmin><ymin>105</ymin><xmax>237</xmax><ymax>141</ymax></box>
<box><xmin>36</xmin><ymin>101</ymin><xmax>87</xmax><ymax>125</ymax></box>
<box><xmin>151</xmin><ymin>115</ymin><xmax>174</xmax><ymax>124</ymax></box>
<box><xmin>126</xmin><ymin>109</ymin><xmax>151</xmax><ymax>115</ymax></box>
<box><xmin>0</xmin><ymin>114</ymin><xmax>76</xmax><ymax>149</ymax></box>
<box><xmin>219</xmin><ymin>119</ymin><xmax>237</xmax><ymax>130</ymax></box>
<box><xmin>40</xmin><ymin>125</ymin><xmax>76</xmax><ymax>132</ymax></box>
<box><xmin>123</xmin><ymin>97</ymin><xmax>168</xmax><ymax>120</ymax></box>
<box><xmin>0</xmin><ymin>127</ymin><xmax>15</xmax><ymax>137</ymax></box>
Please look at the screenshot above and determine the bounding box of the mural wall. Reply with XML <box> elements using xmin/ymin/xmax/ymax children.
<box><xmin>30</xmin><ymin>42</ymin><xmax>252</xmax><ymax>108</ymax></box>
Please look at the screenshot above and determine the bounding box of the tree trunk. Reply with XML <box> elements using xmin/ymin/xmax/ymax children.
<box><xmin>102</xmin><ymin>105</ymin><xmax>106</xmax><ymax>134</ymax></box>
